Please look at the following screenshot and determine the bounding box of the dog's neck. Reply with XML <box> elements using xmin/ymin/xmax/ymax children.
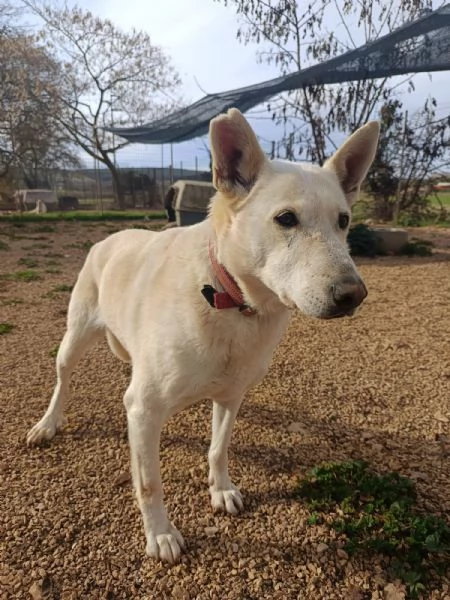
<box><xmin>205</xmin><ymin>228</ymin><xmax>288</xmax><ymax>317</ymax></box>
<box><xmin>203</xmin><ymin>241</ymin><xmax>256</xmax><ymax>316</ymax></box>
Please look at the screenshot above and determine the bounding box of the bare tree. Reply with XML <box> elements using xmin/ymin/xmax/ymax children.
<box><xmin>365</xmin><ymin>97</ymin><xmax>450</xmax><ymax>222</ymax></box>
<box><xmin>20</xmin><ymin>0</ymin><xmax>182</xmax><ymax>208</ymax></box>
<box><xmin>0</xmin><ymin>25</ymin><xmax>78</xmax><ymax>186</ymax></box>
<box><xmin>215</xmin><ymin>0</ymin><xmax>436</xmax><ymax>164</ymax></box>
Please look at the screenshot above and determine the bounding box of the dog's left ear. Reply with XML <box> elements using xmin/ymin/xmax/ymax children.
<box><xmin>325</xmin><ymin>121</ymin><xmax>380</xmax><ymax>206</ymax></box>
<box><xmin>209</xmin><ymin>108</ymin><xmax>267</xmax><ymax>198</ymax></box>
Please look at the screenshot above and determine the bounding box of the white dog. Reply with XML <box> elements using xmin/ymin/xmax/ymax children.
<box><xmin>27</xmin><ymin>109</ymin><xmax>379</xmax><ymax>563</ymax></box>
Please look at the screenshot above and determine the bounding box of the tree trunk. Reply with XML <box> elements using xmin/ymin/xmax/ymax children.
<box><xmin>100</xmin><ymin>152</ymin><xmax>126</xmax><ymax>210</ymax></box>
<box><xmin>112</xmin><ymin>171</ymin><xmax>126</xmax><ymax>210</ymax></box>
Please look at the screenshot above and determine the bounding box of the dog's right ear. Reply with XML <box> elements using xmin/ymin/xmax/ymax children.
<box><xmin>209</xmin><ymin>108</ymin><xmax>267</xmax><ymax>198</ymax></box>
<box><xmin>324</xmin><ymin>121</ymin><xmax>380</xmax><ymax>206</ymax></box>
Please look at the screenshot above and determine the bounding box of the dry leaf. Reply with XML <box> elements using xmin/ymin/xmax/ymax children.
<box><xmin>383</xmin><ymin>582</ymin><xmax>406</xmax><ymax>600</ymax></box>
<box><xmin>433</xmin><ymin>411</ymin><xmax>449</xmax><ymax>423</ymax></box>
<box><xmin>287</xmin><ymin>422</ymin><xmax>309</xmax><ymax>434</ymax></box>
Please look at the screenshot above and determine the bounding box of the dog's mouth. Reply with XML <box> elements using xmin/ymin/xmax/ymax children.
<box><xmin>322</xmin><ymin>308</ymin><xmax>356</xmax><ymax>320</ymax></box>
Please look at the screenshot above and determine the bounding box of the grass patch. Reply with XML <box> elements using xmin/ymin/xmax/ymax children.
<box><xmin>0</xmin><ymin>322</ymin><xmax>15</xmax><ymax>335</ymax></box>
<box><xmin>131</xmin><ymin>222</ymin><xmax>166</xmax><ymax>232</ymax></box>
<box><xmin>21</xmin><ymin>243</ymin><xmax>52</xmax><ymax>251</ymax></box>
<box><xmin>67</xmin><ymin>240</ymin><xmax>95</xmax><ymax>251</ymax></box>
<box><xmin>131</xmin><ymin>224</ymin><xmax>152</xmax><ymax>230</ymax></box>
<box><xmin>0</xmin><ymin>210</ymin><xmax>165</xmax><ymax>222</ymax></box>
<box><xmin>52</xmin><ymin>284</ymin><xmax>73</xmax><ymax>293</ymax></box>
<box><xmin>43</xmin><ymin>283</ymin><xmax>73</xmax><ymax>297</ymax></box>
<box><xmin>2</xmin><ymin>269</ymin><xmax>42</xmax><ymax>282</ymax></box>
<box><xmin>295</xmin><ymin>460</ymin><xmax>450</xmax><ymax>597</ymax></box>
<box><xmin>32</xmin><ymin>224</ymin><xmax>56</xmax><ymax>233</ymax></box>
<box><xmin>18</xmin><ymin>257</ymin><xmax>39</xmax><ymax>268</ymax></box>
<box><xmin>431</xmin><ymin>191</ymin><xmax>450</xmax><ymax>206</ymax></box>
<box><xmin>0</xmin><ymin>239</ymin><xmax>10</xmax><ymax>250</ymax></box>
<box><xmin>45</xmin><ymin>268</ymin><xmax>62</xmax><ymax>274</ymax></box>
<box><xmin>43</xmin><ymin>252</ymin><xmax>64</xmax><ymax>259</ymax></box>
<box><xmin>49</xmin><ymin>344</ymin><xmax>60</xmax><ymax>358</ymax></box>
<box><xmin>0</xmin><ymin>297</ymin><xmax>26</xmax><ymax>306</ymax></box>
<box><xmin>26</xmin><ymin>236</ymin><xmax>51</xmax><ymax>242</ymax></box>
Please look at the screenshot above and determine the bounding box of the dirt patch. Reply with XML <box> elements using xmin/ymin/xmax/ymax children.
<box><xmin>1</xmin><ymin>221</ymin><xmax>449</xmax><ymax>599</ymax></box>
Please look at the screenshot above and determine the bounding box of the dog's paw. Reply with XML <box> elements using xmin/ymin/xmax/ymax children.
<box><xmin>210</xmin><ymin>484</ymin><xmax>244</xmax><ymax>515</ymax></box>
<box><xmin>26</xmin><ymin>415</ymin><xmax>67</xmax><ymax>446</ymax></box>
<box><xmin>145</xmin><ymin>523</ymin><xmax>185</xmax><ymax>564</ymax></box>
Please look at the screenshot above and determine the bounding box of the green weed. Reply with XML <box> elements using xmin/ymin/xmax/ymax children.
<box><xmin>295</xmin><ymin>460</ymin><xmax>450</xmax><ymax>597</ymax></box>
<box><xmin>18</xmin><ymin>257</ymin><xmax>39</xmax><ymax>268</ymax></box>
<box><xmin>32</xmin><ymin>224</ymin><xmax>56</xmax><ymax>233</ymax></box>
<box><xmin>0</xmin><ymin>298</ymin><xmax>26</xmax><ymax>306</ymax></box>
<box><xmin>45</xmin><ymin>268</ymin><xmax>62</xmax><ymax>274</ymax></box>
<box><xmin>0</xmin><ymin>322</ymin><xmax>15</xmax><ymax>335</ymax></box>
<box><xmin>67</xmin><ymin>240</ymin><xmax>94</xmax><ymax>251</ymax></box>
<box><xmin>52</xmin><ymin>284</ymin><xmax>73</xmax><ymax>293</ymax></box>
<box><xmin>1</xmin><ymin>269</ymin><xmax>42</xmax><ymax>282</ymax></box>
<box><xmin>21</xmin><ymin>243</ymin><xmax>51</xmax><ymax>250</ymax></box>
<box><xmin>49</xmin><ymin>344</ymin><xmax>60</xmax><ymax>358</ymax></box>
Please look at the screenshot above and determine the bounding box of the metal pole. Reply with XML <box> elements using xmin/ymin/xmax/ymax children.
<box><xmin>110</xmin><ymin>93</ymin><xmax>117</xmax><ymax>170</ymax></box>
<box><xmin>161</xmin><ymin>144</ymin><xmax>165</xmax><ymax>201</ymax></box>
<box><xmin>394</xmin><ymin>110</ymin><xmax>408</xmax><ymax>225</ymax></box>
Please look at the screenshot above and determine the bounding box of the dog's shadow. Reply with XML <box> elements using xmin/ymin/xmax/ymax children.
<box><xmin>48</xmin><ymin>395</ymin><xmax>447</xmax><ymax>520</ymax></box>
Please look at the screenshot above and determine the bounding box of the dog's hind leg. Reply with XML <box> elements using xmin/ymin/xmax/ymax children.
<box><xmin>124</xmin><ymin>381</ymin><xmax>186</xmax><ymax>564</ymax></box>
<box><xmin>27</xmin><ymin>297</ymin><xmax>102</xmax><ymax>446</ymax></box>
<box><xmin>208</xmin><ymin>398</ymin><xmax>244</xmax><ymax>515</ymax></box>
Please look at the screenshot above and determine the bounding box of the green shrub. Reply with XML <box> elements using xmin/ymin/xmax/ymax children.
<box><xmin>348</xmin><ymin>224</ymin><xmax>380</xmax><ymax>257</ymax></box>
<box><xmin>399</xmin><ymin>239</ymin><xmax>433</xmax><ymax>257</ymax></box>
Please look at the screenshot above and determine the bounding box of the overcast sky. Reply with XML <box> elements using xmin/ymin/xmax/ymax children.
<box><xmin>72</xmin><ymin>0</ymin><xmax>450</xmax><ymax>170</ymax></box>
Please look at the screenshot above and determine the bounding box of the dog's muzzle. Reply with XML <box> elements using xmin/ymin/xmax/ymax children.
<box><xmin>327</xmin><ymin>276</ymin><xmax>368</xmax><ymax>318</ymax></box>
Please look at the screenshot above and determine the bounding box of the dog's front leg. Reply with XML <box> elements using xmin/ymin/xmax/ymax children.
<box><xmin>124</xmin><ymin>386</ymin><xmax>185</xmax><ymax>564</ymax></box>
<box><xmin>208</xmin><ymin>399</ymin><xmax>244</xmax><ymax>515</ymax></box>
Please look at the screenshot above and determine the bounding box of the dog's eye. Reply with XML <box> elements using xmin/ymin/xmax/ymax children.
<box><xmin>338</xmin><ymin>213</ymin><xmax>350</xmax><ymax>229</ymax></box>
<box><xmin>275</xmin><ymin>211</ymin><xmax>299</xmax><ymax>228</ymax></box>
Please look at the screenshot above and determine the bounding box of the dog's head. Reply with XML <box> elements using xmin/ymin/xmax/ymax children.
<box><xmin>209</xmin><ymin>108</ymin><xmax>379</xmax><ymax>319</ymax></box>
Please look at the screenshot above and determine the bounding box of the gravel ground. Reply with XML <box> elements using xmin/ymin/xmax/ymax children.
<box><xmin>0</xmin><ymin>221</ymin><xmax>449</xmax><ymax>600</ymax></box>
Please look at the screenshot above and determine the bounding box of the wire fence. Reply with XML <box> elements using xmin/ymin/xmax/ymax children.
<box><xmin>4</xmin><ymin>164</ymin><xmax>211</xmax><ymax>211</ymax></box>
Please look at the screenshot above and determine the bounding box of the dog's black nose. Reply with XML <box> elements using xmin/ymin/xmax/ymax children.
<box><xmin>331</xmin><ymin>277</ymin><xmax>367</xmax><ymax>313</ymax></box>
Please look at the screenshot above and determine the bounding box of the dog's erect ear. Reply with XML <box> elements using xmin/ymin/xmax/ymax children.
<box><xmin>325</xmin><ymin>121</ymin><xmax>380</xmax><ymax>206</ymax></box>
<box><xmin>209</xmin><ymin>108</ymin><xmax>267</xmax><ymax>197</ymax></box>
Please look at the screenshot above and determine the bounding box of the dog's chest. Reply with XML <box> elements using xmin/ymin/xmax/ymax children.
<box><xmin>178</xmin><ymin>311</ymin><xmax>289</xmax><ymax>401</ymax></box>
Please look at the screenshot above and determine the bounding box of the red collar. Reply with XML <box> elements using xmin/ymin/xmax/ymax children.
<box><xmin>201</xmin><ymin>242</ymin><xmax>256</xmax><ymax>316</ymax></box>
